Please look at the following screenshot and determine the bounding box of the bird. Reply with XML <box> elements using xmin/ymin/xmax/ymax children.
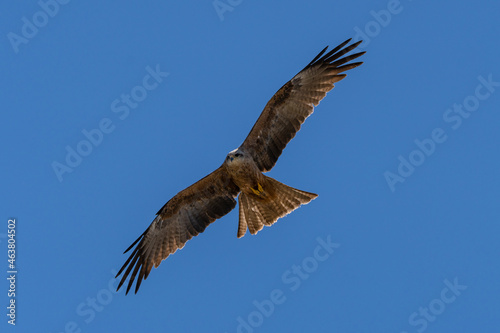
<box><xmin>116</xmin><ymin>38</ymin><xmax>365</xmax><ymax>294</ymax></box>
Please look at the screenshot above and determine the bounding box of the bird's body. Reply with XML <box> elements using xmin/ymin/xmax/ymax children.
<box><xmin>225</xmin><ymin>148</ymin><xmax>263</xmax><ymax>195</ymax></box>
<box><xmin>224</xmin><ymin>147</ymin><xmax>319</xmax><ymax>237</ymax></box>
<box><xmin>116</xmin><ymin>39</ymin><xmax>365</xmax><ymax>294</ymax></box>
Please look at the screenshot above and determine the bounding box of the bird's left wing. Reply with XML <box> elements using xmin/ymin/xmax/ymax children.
<box><xmin>116</xmin><ymin>166</ymin><xmax>239</xmax><ymax>294</ymax></box>
<box><xmin>240</xmin><ymin>39</ymin><xmax>365</xmax><ymax>172</ymax></box>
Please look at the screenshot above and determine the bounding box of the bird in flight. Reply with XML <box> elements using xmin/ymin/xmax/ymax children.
<box><xmin>116</xmin><ymin>38</ymin><xmax>365</xmax><ymax>294</ymax></box>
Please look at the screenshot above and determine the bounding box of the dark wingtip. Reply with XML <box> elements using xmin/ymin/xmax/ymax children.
<box><xmin>115</xmin><ymin>228</ymin><xmax>149</xmax><ymax>295</ymax></box>
<box><xmin>351</xmin><ymin>40</ymin><xmax>363</xmax><ymax>48</ymax></box>
<box><xmin>123</xmin><ymin>229</ymin><xmax>147</xmax><ymax>254</ymax></box>
<box><xmin>116</xmin><ymin>273</ymin><xmax>126</xmax><ymax>292</ymax></box>
<box><xmin>307</xmin><ymin>45</ymin><xmax>329</xmax><ymax>67</ymax></box>
<box><xmin>125</xmin><ymin>281</ymin><xmax>132</xmax><ymax>295</ymax></box>
<box><xmin>306</xmin><ymin>38</ymin><xmax>364</xmax><ymax>69</ymax></box>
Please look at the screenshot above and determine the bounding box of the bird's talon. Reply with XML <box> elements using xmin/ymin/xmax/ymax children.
<box><xmin>251</xmin><ymin>183</ymin><xmax>264</xmax><ymax>196</ymax></box>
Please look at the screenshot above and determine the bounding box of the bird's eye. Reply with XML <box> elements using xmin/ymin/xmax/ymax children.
<box><xmin>235</xmin><ymin>153</ymin><xmax>242</xmax><ymax>157</ymax></box>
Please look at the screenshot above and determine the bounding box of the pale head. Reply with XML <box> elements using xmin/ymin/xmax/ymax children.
<box><xmin>225</xmin><ymin>147</ymin><xmax>250</xmax><ymax>165</ymax></box>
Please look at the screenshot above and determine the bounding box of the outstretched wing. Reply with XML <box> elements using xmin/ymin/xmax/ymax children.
<box><xmin>240</xmin><ymin>39</ymin><xmax>365</xmax><ymax>172</ymax></box>
<box><xmin>116</xmin><ymin>166</ymin><xmax>240</xmax><ymax>294</ymax></box>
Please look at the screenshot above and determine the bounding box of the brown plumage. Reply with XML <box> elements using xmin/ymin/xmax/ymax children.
<box><xmin>238</xmin><ymin>176</ymin><xmax>318</xmax><ymax>237</ymax></box>
<box><xmin>116</xmin><ymin>39</ymin><xmax>365</xmax><ymax>294</ymax></box>
<box><xmin>241</xmin><ymin>38</ymin><xmax>364</xmax><ymax>172</ymax></box>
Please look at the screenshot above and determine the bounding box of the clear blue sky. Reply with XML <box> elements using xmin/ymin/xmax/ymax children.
<box><xmin>1</xmin><ymin>0</ymin><xmax>499</xmax><ymax>332</ymax></box>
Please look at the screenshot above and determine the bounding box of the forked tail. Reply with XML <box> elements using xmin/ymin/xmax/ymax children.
<box><xmin>237</xmin><ymin>176</ymin><xmax>318</xmax><ymax>237</ymax></box>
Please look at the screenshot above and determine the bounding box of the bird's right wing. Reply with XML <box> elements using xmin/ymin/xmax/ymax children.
<box><xmin>116</xmin><ymin>166</ymin><xmax>240</xmax><ymax>294</ymax></box>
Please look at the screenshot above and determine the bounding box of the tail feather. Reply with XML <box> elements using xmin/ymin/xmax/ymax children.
<box><xmin>237</xmin><ymin>176</ymin><xmax>318</xmax><ymax>238</ymax></box>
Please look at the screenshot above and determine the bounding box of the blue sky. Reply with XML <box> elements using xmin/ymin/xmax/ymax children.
<box><xmin>1</xmin><ymin>0</ymin><xmax>499</xmax><ymax>332</ymax></box>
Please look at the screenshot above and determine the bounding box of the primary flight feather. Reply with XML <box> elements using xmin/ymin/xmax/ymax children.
<box><xmin>116</xmin><ymin>38</ymin><xmax>365</xmax><ymax>294</ymax></box>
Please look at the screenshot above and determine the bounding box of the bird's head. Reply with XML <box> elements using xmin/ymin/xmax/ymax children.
<box><xmin>226</xmin><ymin>148</ymin><xmax>246</xmax><ymax>164</ymax></box>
